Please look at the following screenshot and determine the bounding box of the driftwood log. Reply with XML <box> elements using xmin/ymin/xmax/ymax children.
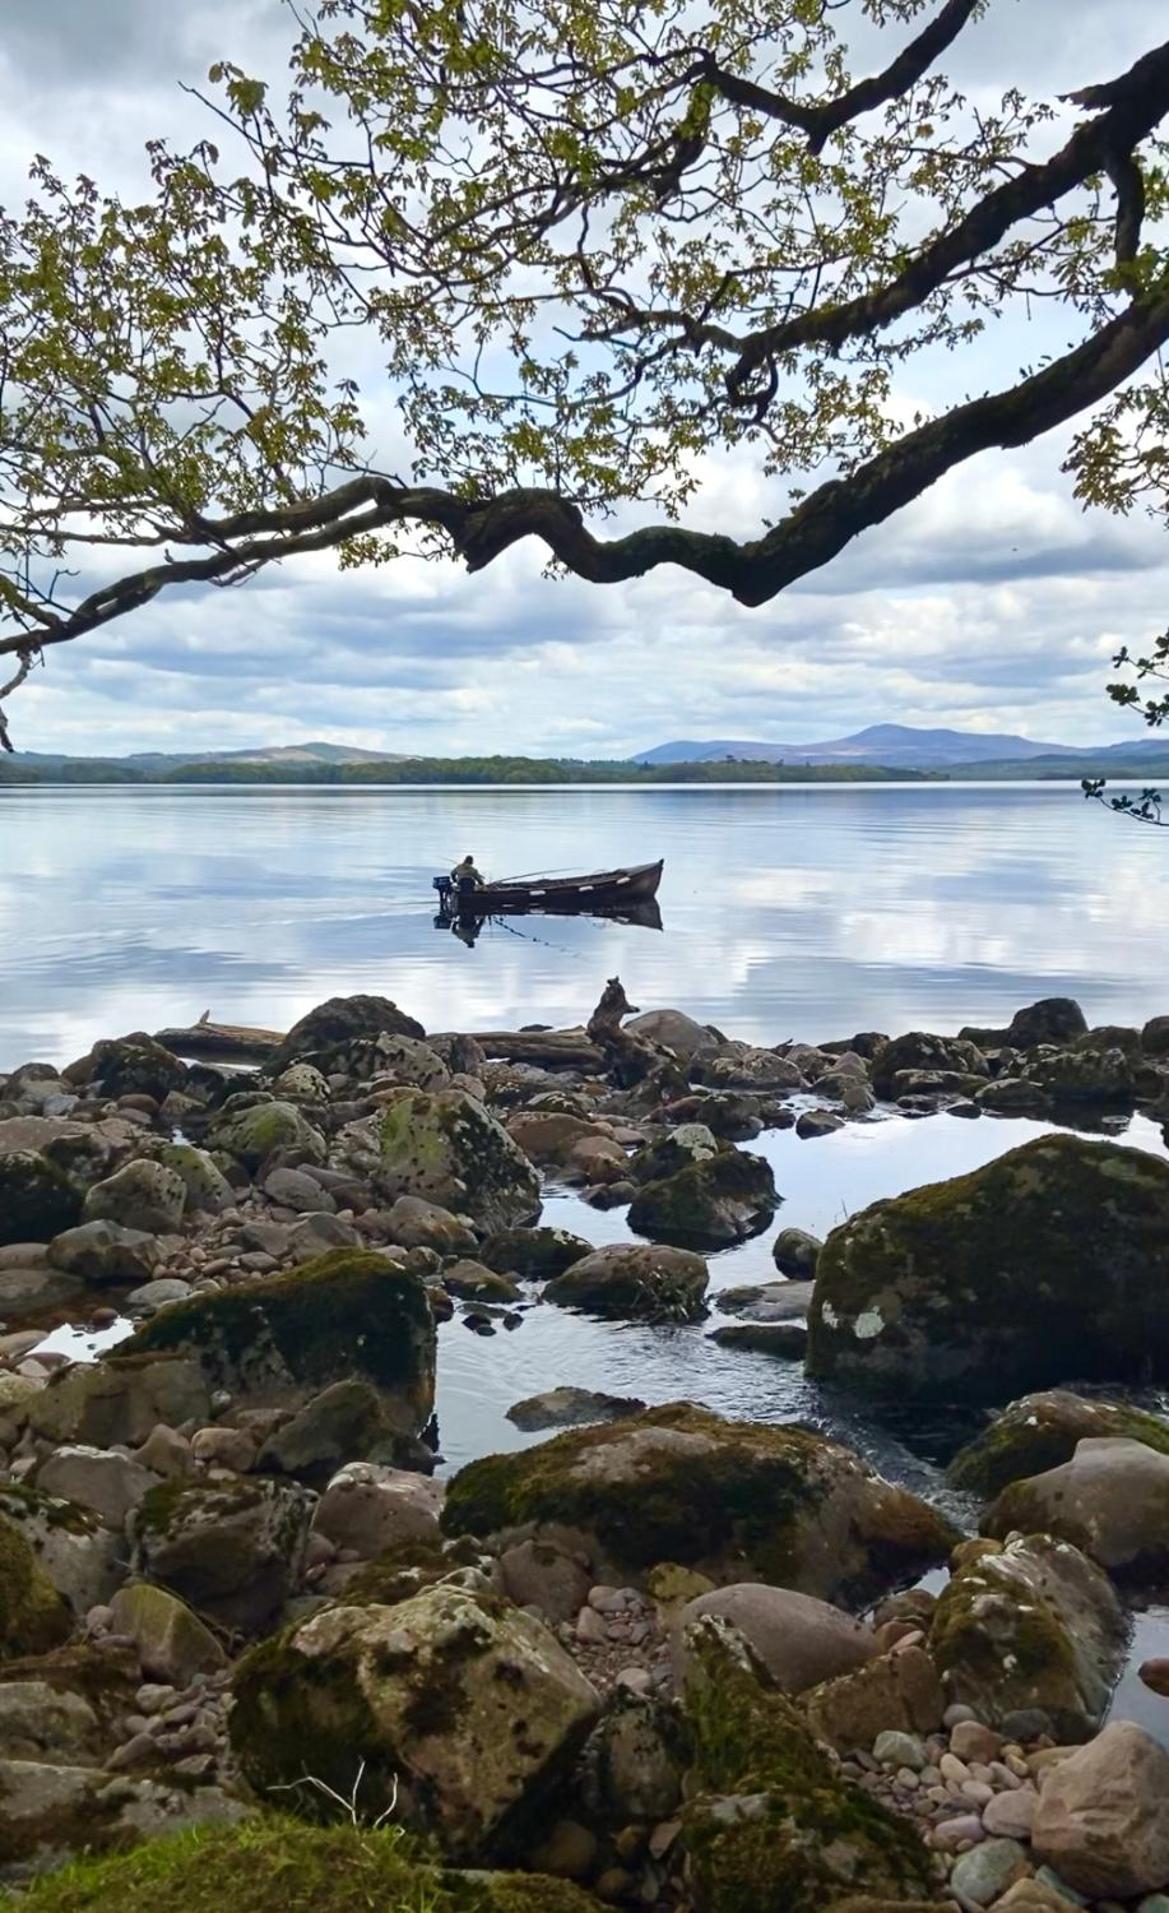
<box><xmin>155</xmin><ymin>1013</ymin><xmax>602</xmax><ymax>1071</ymax></box>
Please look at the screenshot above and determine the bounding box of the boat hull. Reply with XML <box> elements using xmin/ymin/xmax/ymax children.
<box><xmin>452</xmin><ymin>859</ymin><xmax>663</xmax><ymax>915</ymax></box>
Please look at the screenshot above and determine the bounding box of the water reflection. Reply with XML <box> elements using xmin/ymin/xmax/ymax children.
<box><xmin>2</xmin><ymin>781</ymin><xmax>1167</xmax><ymax>1069</ymax></box>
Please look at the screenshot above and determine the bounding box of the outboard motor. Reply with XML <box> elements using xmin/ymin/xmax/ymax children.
<box><xmin>433</xmin><ymin>874</ymin><xmax>453</xmax><ymax>905</ymax></box>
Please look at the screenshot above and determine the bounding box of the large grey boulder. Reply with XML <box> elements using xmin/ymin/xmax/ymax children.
<box><xmin>82</xmin><ymin>1159</ymin><xmax>186</xmax><ymax>1235</ymax></box>
<box><xmin>625</xmin><ymin>1009</ymin><xmax>720</xmax><ymax>1063</ymax></box>
<box><xmin>1032</xmin><ymin>1721</ymin><xmax>1169</xmax><ymax>1898</ymax></box>
<box><xmin>35</xmin><ymin>1447</ymin><xmax>159</xmax><ymax>1530</ymax></box>
<box><xmin>948</xmin><ymin>1389</ymin><xmax>1169</xmax><ymax>1497</ymax></box>
<box><xmin>230</xmin><ymin>1574</ymin><xmax>600</xmax><ymax>1857</ymax></box>
<box><xmin>270</xmin><ymin>994</ymin><xmax>426</xmax><ymax>1071</ymax></box>
<box><xmin>311</xmin><ymin>1462</ymin><xmax>444</xmax><ymax>1558</ymax></box>
<box><xmin>960</xmin><ymin>997</ymin><xmax>1089</xmax><ymax>1050</ymax></box>
<box><xmin>0</xmin><ymin>1488</ymin><xmax>124</xmax><ymax>1615</ymax></box>
<box><xmin>807</xmin><ymin>1134</ymin><xmax>1169</xmax><ymax>1399</ymax></box>
<box><xmin>29</xmin><ymin>1354</ymin><xmax>212</xmax><ymax>1450</ymax></box>
<box><xmin>48</xmin><ymin>1220</ymin><xmax>160</xmax><ymax>1286</ymax></box>
<box><xmin>983</xmin><ymin>1436</ymin><xmax>1169</xmax><ymax>1579</ymax></box>
<box><xmin>676</xmin><ymin>1584</ymin><xmax>876</xmax><ymax>1693</ymax></box>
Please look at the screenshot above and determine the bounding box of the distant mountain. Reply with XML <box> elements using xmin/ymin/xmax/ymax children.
<box><xmin>11</xmin><ymin>740</ymin><xmax>398</xmax><ymax>771</ymax></box>
<box><xmin>635</xmin><ymin>724</ymin><xmax>1164</xmax><ymax>771</ymax></box>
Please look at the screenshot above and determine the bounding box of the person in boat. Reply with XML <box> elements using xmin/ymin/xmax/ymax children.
<box><xmin>450</xmin><ymin>854</ymin><xmax>484</xmax><ymax>895</ymax></box>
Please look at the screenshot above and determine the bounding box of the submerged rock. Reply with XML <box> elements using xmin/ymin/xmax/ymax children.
<box><xmin>126</xmin><ymin>1249</ymin><xmax>436</xmax><ymax>1432</ymax></box>
<box><xmin>948</xmin><ymin>1390</ymin><xmax>1169</xmax><ymax>1496</ymax></box>
<box><xmin>230</xmin><ymin>1574</ymin><xmax>600</xmax><ymax>1857</ymax></box>
<box><xmin>806</xmin><ymin>1134</ymin><xmax>1169</xmax><ymax>1398</ymax></box>
<box><xmin>627</xmin><ymin>1148</ymin><xmax>778</xmax><ymax>1249</ymax></box>
<box><xmin>442</xmin><ymin>1403</ymin><xmax>957</xmax><ymax>1605</ymax></box>
<box><xmin>928</xmin><ymin>1532</ymin><xmax>1128</xmax><ymax>1741</ymax></box>
<box><xmin>543</xmin><ymin>1244</ymin><xmax>709</xmax><ymax>1321</ymax></box>
<box><xmin>505</xmin><ymin>1386</ymin><xmax>647</xmax><ymax>1433</ymax></box>
<box><xmin>982</xmin><ymin>1436</ymin><xmax>1169</xmax><ymax>1580</ymax></box>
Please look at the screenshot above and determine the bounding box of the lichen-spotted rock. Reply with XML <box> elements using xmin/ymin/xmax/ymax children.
<box><xmin>333</xmin><ymin>1089</ymin><xmax>540</xmax><ymax>1231</ymax></box>
<box><xmin>928</xmin><ymin>1532</ymin><xmax>1128</xmax><ymax>1740</ymax></box>
<box><xmin>442</xmin><ymin>1403</ymin><xmax>956</xmax><ymax>1605</ymax></box>
<box><xmin>806</xmin><ymin>1135</ymin><xmax>1169</xmax><ymax>1399</ymax></box>
<box><xmin>130</xmin><ymin>1476</ymin><xmax>314</xmax><ymax>1634</ymax></box>
<box><xmin>230</xmin><ymin>1572</ymin><xmax>600</xmax><ymax>1857</ymax></box>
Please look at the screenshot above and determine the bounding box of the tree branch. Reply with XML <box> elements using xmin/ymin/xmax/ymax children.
<box><xmin>699</xmin><ymin>0</ymin><xmax>983</xmax><ymax>155</ymax></box>
<box><xmin>3</xmin><ymin>277</ymin><xmax>1166</xmax><ymax>689</ymax></box>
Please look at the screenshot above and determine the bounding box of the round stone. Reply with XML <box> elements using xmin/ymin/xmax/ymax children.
<box><xmin>950</xmin><ymin>1836</ymin><xmax>1029</xmax><ymax>1906</ymax></box>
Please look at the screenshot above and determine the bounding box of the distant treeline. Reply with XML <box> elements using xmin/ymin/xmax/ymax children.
<box><xmin>0</xmin><ymin>755</ymin><xmax>936</xmax><ymax>786</ymax></box>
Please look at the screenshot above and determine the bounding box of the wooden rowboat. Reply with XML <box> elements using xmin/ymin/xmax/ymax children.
<box><xmin>437</xmin><ymin>858</ymin><xmax>664</xmax><ymax>916</ymax></box>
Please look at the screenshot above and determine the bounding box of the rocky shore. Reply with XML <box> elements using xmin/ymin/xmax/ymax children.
<box><xmin>1</xmin><ymin>987</ymin><xmax>1169</xmax><ymax>1909</ymax></box>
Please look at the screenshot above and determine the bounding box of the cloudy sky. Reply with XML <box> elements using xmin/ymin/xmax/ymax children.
<box><xmin>2</xmin><ymin>0</ymin><xmax>1167</xmax><ymax>758</ymax></box>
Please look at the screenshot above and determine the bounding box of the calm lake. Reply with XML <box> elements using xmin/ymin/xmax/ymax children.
<box><xmin>2</xmin><ymin>780</ymin><xmax>1166</xmax><ymax>1069</ymax></box>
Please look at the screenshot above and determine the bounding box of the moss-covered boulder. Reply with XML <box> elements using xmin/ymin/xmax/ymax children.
<box><xmin>230</xmin><ymin>1574</ymin><xmax>600</xmax><ymax>1859</ymax></box>
<box><xmin>64</xmin><ymin>1033</ymin><xmax>188</xmax><ymax>1100</ymax></box>
<box><xmin>442</xmin><ymin>1404</ymin><xmax>957</xmax><ymax>1605</ymax></box>
<box><xmin>928</xmin><ymin>1533</ymin><xmax>1127</xmax><ymax>1741</ymax></box>
<box><xmin>806</xmin><ymin>1135</ymin><xmax>1169</xmax><ymax>1399</ymax></box>
<box><xmin>981</xmin><ymin>1436</ymin><xmax>1169</xmax><ymax>1581</ymax></box>
<box><xmin>627</xmin><ymin>1148</ymin><xmax>778</xmax><ymax>1249</ymax></box>
<box><xmin>544</xmin><ymin>1244</ymin><xmax>709</xmax><ymax>1321</ymax></box>
<box><xmin>627</xmin><ymin>1123</ymin><xmax>720</xmax><ymax>1185</ymax></box>
<box><xmin>106</xmin><ymin>1583</ymin><xmax>226</xmax><ymax>1686</ymax></box>
<box><xmin>1</xmin><ymin>1818</ymin><xmax>608</xmax><ymax>1912</ymax></box>
<box><xmin>270</xmin><ymin>994</ymin><xmax>426</xmax><ymax>1072</ymax></box>
<box><xmin>125</xmin><ymin>1250</ymin><xmax>436</xmax><ymax>1431</ymax></box>
<box><xmin>130</xmin><ymin>1476</ymin><xmax>314</xmax><ymax>1634</ymax></box>
<box><xmin>335</xmin><ymin>1091</ymin><xmax>539</xmax><ymax>1231</ymax></box>
<box><xmin>207</xmin><ymin>1099</ymin><xmax>326</xmax><ymax>1173</ymax></box>
<box><xmin>871</xmin><ymin>1032</ymin><xmax>987</xmax><ymax>1097</ymax></box>
<box><xmin>1021</xmin><ymin>1045</ymin><xmax>1135</xmax><ymax>1104</ymax></box>
<box><xmin>0</xmin><ymin>1152</ymin><xmax>80</xmax><ymax>1248</ymax></box>
<box><xmin>948</xmin><ymin>1390</ymin><xmax>1169</xmax><ymax>1496</ymax></box>
<box><xmin>679</xmin><ymin>1616</ymin><xmax>936</xmax><ymax>1913</ymax></box>
<box><xmin>0</xmin><ymin>1521</ymin><xmax>71</xmax><ymax>1663</ymax></box>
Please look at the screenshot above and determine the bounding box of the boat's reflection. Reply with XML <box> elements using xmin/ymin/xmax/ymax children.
<box><xmin>434</xmin><ymin>897</ymin><xmax>663</xmax><ymax>947</ymax></box>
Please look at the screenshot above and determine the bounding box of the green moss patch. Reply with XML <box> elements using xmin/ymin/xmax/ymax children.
<box><xmin>0</xmin><ymin>1516</ymin><xmax>72</xmax><ymax>1660</ymax></box>
<box><xmin>1</xmin><ymin>1817</ymin><xmax>606</xmax><ymax>1913</ymax></box>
